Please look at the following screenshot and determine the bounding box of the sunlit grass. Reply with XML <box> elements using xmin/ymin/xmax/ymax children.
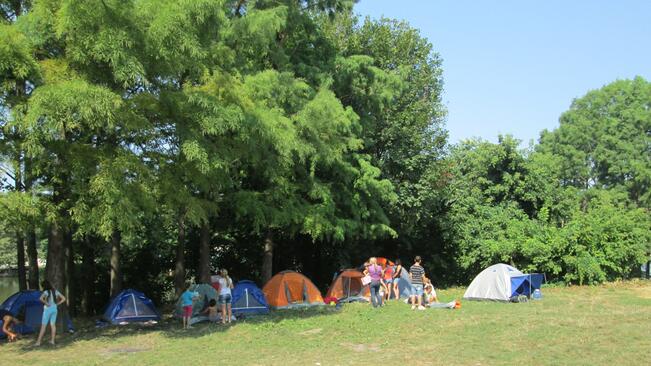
<box><xmin>3</xmin><ymin>281</ymin><xmax>650</xmax><ymax>365</ymax></box>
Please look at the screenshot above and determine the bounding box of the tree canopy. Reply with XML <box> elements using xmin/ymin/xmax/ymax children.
<box><xmin>0</xmin><ymin>0</ymin><xmax>648</xmax><ymax>315</ymax></box>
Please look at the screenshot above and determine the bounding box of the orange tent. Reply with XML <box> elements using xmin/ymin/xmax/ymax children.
<box><xmin>325</xmin><ymin>269</ymin><xmax>370</xmax><ymax>303</ymax></box>
<box><xmin>376</xmin><ymin>257</ymin><xmax>395</xmax><ymax>268</ymax></box>
<box><xmin>262</xmin><ymin>271</ymin><xmax>325</xmax><ymax>309</ymax></box>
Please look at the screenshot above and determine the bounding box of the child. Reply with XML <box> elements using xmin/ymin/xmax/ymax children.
<box><xmin>424</xmin><ymin>283</ymin><xmax>438</xmax><ymax>305</ymax></box>
<box><xmin>1</xmin><ymin>309</ymin><xmax>21</xmax><ymax>342</ymax></box>
<box><xmin>202</xmin><ymin>299</ymin><xmax>219</xmax><ymax>323</ymax></box>
<box><xmin>36</xmin><ymin>280</ymin><xmax>66</xmax><ymax>346</ymax></box>
<box><xmin>382</xmin><ymin>263</ymin><xmax>394</xmax><ymax>300</ymax></box>
<box><xmin>180</xmin><ymin>283</ymin><xmax>199</xmax><ymax>329</ymax></box>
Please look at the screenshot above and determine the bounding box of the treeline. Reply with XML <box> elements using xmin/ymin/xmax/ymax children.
<box><xmin>0</xmin><ymin>0</ymin><xmax>649</xmax><ymax>317</ymax></box>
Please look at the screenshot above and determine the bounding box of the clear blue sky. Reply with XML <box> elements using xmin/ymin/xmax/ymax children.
<box><xmin>354</xmin><ymin>0</ymin><xmax>651</xmax><ymax>144</ymax></box>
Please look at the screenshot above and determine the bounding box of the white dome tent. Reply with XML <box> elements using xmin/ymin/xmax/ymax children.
<box><xmin>463</xmin><ymin>263</ymin><xmax>543</xmax><ymax>302</ymax></box>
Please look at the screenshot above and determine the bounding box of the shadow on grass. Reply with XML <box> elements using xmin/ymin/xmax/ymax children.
<box><xmin>162</xmin><ymin>305</ymin><xmax>343</xmax><ymax>340</ymax></box>
<box><xmin>10</xmin><ymin>305</ymin><xmax>344</xmax><ymax>350</ymax></box>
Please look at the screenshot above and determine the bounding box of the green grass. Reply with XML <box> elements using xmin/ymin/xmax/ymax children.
<box><xmin>3</xmin><ymin>281</ymin><xmax>651</xmax><ymax>365</ymax></box>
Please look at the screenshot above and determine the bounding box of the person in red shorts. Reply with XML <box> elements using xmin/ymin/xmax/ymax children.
<box><xmin>179</xmin><ymin>283</ymin><xmax>199</xmax><ymax>329</ymax></box>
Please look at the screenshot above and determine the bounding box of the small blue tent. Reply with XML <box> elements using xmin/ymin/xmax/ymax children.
<box><xmin>103</xmin><ymin>289</ymin><xmax>160</xmax><ymax>324</ymax></box>
<box><xmin>231</xmin><ymin>280</ymin><xmax>269</xmax><ymax>316</ymax></box>
<box><xmin>1</xmin><ymin>290</ymin><xmax>74</xmax><ymax>339</ymax></box>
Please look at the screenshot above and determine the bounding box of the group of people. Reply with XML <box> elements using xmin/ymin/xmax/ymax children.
<box><xmin>179</xmin><ymin>268</ymin><xmax>234</xmax><ymax>329</ymax></box>
<box><xmin>1</xmin><ymin>280</ymin><xmax>67</xmax><ymax>346</ymax></box>
<box><xmin>1</xmin><ymin>259</ymin><xmax>436</xmax><ymax>343</ymax></box>
<box><xmin>363</xmin><ymin>256</ymin><xmax>438</xmax><ymax>310</ymax></box>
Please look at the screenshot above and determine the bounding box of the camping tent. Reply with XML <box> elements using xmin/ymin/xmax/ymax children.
<box><xmin>0</xmin><ymin>290</ymin><xmax>74</xmax><ymax>338</ymax></box>
<box><xmin>262</xmin><ymin>271</ymin><xmax>324</xmax><ymax>309</ymax></box>
<box><xmin>326</xmin><ymin>269</ymin><xmax>370</xmax><ymax>303</ymax></box>
<box><xmin>376</xmin><ymin>257</ymin><xmax>394</xmax><ymax>268</ymax></box>
<box><xmin>103</xmin><ymin>289</ymin><xmax>160</xmax><ymax>324</ymax></box>
<box><xmin>231</xmin><ymin>280</ymin><xmax>269</xmax><ymax>316</ymax></box>
<box><xmin>175</xmin><ymin>284</ymin><xmax>218</xmax><ymax>319</ymax></box>
<box><xmin>463</xmin><ymin>263</ymin><xmax>544</xmax><ymax>301</ymax></box>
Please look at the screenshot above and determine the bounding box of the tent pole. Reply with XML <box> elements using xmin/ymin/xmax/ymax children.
<box><xmin>132</xmin><ymin>293</ymin><xmax>138</xmax><ymax>317</ymax></box>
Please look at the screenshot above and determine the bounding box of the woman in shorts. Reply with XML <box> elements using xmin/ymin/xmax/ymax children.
<box><xmin>218</xmin><ymin>269</ymin><xmax>234</xmax><ymax>324</ymax></box>
<box><xmin>36</xmin><ymin>280</ymin><xmax>66</xmax><ymax>346</ymax></box>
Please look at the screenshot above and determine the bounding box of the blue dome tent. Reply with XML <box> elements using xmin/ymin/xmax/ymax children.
<box><xmin>103</xmin><ymin>289</ymin><xmax>160</xmax><ymax>324</ymax></box>
<box><xmin>1</xmin><ymin>290</ymin><xmax>74</xmax><ymax>339</ymax></box>
<box><xmin>231</xmin><ymin>280</ymin><xmax>269</xmax><ymax>316</ymax></box>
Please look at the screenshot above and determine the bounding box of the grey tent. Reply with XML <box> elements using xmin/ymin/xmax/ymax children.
<box><xmin>463</xmin><ymin>263</ymin><xmax>544</xmax><ymax>301</ymax></box>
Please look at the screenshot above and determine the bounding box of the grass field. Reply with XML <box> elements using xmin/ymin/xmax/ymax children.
<box><xmin>3</xmin><ymin>281</ymin><xmax>651</xmax><ymax>365</ymax></box>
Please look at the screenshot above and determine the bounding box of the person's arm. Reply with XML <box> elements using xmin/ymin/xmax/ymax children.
<box><xmin>2</xmin><ymin>318</ymin><xmax>17</xmax><ymax>340</ymax></box>
<box><xmin>56</xmin><ymin>291</ymin><xmax>67</xmax><ymax>306</ymax></box>
<box><xmin>39</xmin><ymin>292</ymin><xmax>48</xmax><ymax>306</ymax></box>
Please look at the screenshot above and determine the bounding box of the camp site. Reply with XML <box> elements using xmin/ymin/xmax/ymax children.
<box><xmin>0</xmin><ymin>0</ymin><xmax>650</xmax><ymax>365</ymax></box>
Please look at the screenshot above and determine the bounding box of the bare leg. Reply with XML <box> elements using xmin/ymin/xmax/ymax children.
<box><xmin>410</xmin><ymin>295</ymin><xmax>416</xmax><ymax>309</ymax></box>
<box><xmin>49</xmin><ymin>324</ymin><xmax>56</xmax><ymax>345</ymax></box>
<box><xmin>221</xmin><ymin>304</ymin><xmax>226</xmax><ymax>324</ymax></box>
<box><xmin>227</xmin><ymin>304</ymin><xmax>232</xmax><ymax>323</ymax></box>
<box><xmin>35</xmin><ymin>324</ymin><xmax>46</xmax><ymax>345</ymax></box>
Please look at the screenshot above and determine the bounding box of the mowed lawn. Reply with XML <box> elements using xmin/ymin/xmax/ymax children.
<box><xmin>3</xmin><ymin>281</ymin><xmax>651</xmax><ymax>365</ymax></box>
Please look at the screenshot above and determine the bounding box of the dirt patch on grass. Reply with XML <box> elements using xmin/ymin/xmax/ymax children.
<box><xmin>340</xmin><ymin>342</ymin><xmax>381</xmax><ymax>352</ymax></box>
<box><xmin>101</xmin><ymin>346</ymin><xmax>150</xmax><ymax>355</ymax></box>
<box><xmin>299</xmin><ymin>328</ymin><xmax>322</xmax><ymax>336</ymax></box>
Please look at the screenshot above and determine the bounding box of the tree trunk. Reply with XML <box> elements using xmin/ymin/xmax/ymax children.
<box><xmin>46</xmin><ymin>220</ymin><xmax>70</xmax><ymax>334</ymax></box>
<box><xmin>64</xmin><ymin>231</ymin><xmax>75</xmax><ymax>315</ymax></box>
<box><xmin>110</xmin><ymin>230</ymin><xmax>122</xmax><ymax>297</ymax></box>
<box><xmin>262</xmin><ymin>230</ymin><xmax>274</xmax><ymax>284</ymax></box>
<box><xmin>46</xmin><ymin>220</ymin><xmax>66</xmax><ymax>294</ymax></box>
<box><xmin>24</xmin><ymin>156</ymin><xmax>39</xmax><ymax>290</ymax></box>
<box><xmin>198</xmin><ymin>222</ymin><xmax>211</xmax><ymax>283</ymax></box>
<box><xmin>174</xmin><ymin>214</ymin><xmax>186</xmax><ymax>297</ymax></box>
<box><xmin>81</xmin><ymin>237</ymin><xmax>95</xmax><ymax>315</ymax></box>
<box><xmin>16</xmin><ymin>232</ymin><xmax>27</xmax><ymax>291</ymax></box>
<box><xmin>13</xmin><ymin>147</ymin><xmax>26</xmax><ymax>290</ymax></box>
<box><xmin>26</xmin><ymin>228</ymin><xmax>39</xmax><ymax>289</ymax></box>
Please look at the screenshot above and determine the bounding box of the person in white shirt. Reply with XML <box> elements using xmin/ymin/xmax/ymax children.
<box><xmin>218</xmin><ymin>269</ymin><xmax>234</xmax><ymax>324</ymax></box>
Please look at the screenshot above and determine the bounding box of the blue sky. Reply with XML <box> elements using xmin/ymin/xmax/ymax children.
<box><xmin>354</xmin><ymin>0</ymin><xmax>651</xmax><ymax>144</ymax></box>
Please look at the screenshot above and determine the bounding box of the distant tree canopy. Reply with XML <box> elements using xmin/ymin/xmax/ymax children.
<box><xmin>445</xmin><ymin>78</ymin><xmax>651</xmax><ymax>285</ymax></box>
<box><xmin>0</xmin><ymin>0</ymin><xmax>649</xmax><ymax>316</ymax></box>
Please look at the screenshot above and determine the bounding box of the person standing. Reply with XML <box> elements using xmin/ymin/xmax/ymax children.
<box><xmin>180</xmin><ymin>283</ymin><xmax>199</xmax><ymax>329</ymax></box>
<box><xmin>393</xmin><ymin>259</ymin><xmax>404</xmax><ymax>299</ymax></box>
<box><xmin>409</xmin><ymin>256</ymin><xmax>426</xmax><ymax>310</ymax></box>
<box><xmin>382</xmin><ymin>262</ymin><xmax>395</xmax><ymax>301</ymax></box>
<box><xmin>35</xmin><ymin>280</ymin><xmax>66</xmax><ymax>346</ymax></box>
<box><xmin>365</xmin><ymin>257</ymin><xmax>384</xmax><ymax>308</ymax></box>
<box><xmin>218</xmin><ymin>269</ymin><xmax>234</xmax><ymax>324</ymax></box>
